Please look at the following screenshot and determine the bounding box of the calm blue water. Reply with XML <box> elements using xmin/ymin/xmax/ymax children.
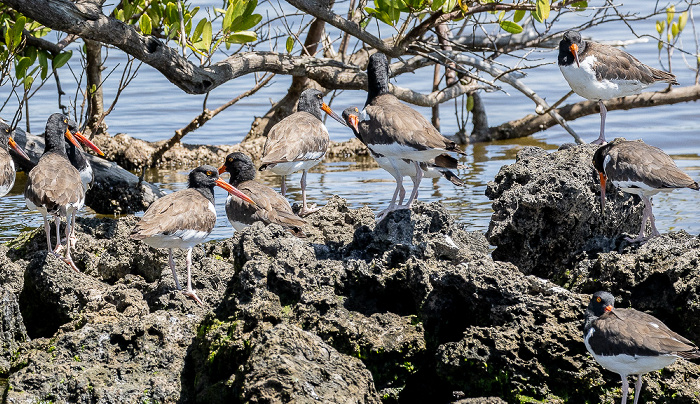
<box><xmin>1</xmin><ymin>1</ymin><xmax>699</xmax><ymax>242</ymax></box>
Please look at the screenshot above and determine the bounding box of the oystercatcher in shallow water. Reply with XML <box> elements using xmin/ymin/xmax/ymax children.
<box><xmin>259</xmin><ymin>89</ymin><xmax>346</xmax><ymax>217</ymax></box>
<box><xmin>24</xmin><ymin>113</ymin><xmax>86</xmax><ymax>271</ymax></box>
<box><xmin>360</xmin><ymin>53</ymin><xmax>465</xmax><ymax>219</ymax></box>
<box><xmin>130</xmin><ymin>165</ymin><xmax>255</xmax><ymax>305</ymax></box>
<box><xmin>592</xmin><ymin>139</ymin><xmax>698</xmax><ymax>242</ymax></box>
<box><xmin>0</xmin><ymin>121</ymin><xmax>30</xmax><ymax>197</ymax></box>
<box><xmin>584</xmin><ymin>291</ymin><xmax>700</xmax><ymax>404</ymax></box>
<box><xmin>342</xmin><ymin>107</ymin><xmax>464</xmax><ymax>212</ymax></box>
<box><xmin>219</xmin><ymin>152</ymin><xmax>306</xmax><ymax>236</ymax></box>
<box><xmin>558</xmin><ymin>30</ymin><xmax>678</xmax><ymax>144</ymax></box>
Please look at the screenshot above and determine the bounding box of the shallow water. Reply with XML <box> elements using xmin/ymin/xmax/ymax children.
<box><xmin>2</xmin><ymin>2</ymin><xmax>700</xmax><ymax>242</ymax></box>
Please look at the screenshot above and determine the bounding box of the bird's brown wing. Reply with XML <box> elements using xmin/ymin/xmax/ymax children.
<box><xmin>25</xmin><ymin>153</ymin><xmax>84</xmax><ymax>211</ymax></box>
<box><xmin>607</xmin><ymin>142</ymin><xmax>698</xmax><ymax>190</ymax></box>
<box><xmin>585</xmin><ymin>41</ymin><xmax>678</xmax><ymax>85</ymax></box>
<box><xmin>363</xmin><ymin>94</ymin><xmax>464</xmax><ymax>155</ymax></box>
<box><xmin>228</xmin><ymin>181</ymin><xmax>306</xmax><ymax>229</ymax></box>
<box><xmin>261</xmin><ymin>112</ymin><xmax>330</xmax><ymax>165</ymax></box>
<box><xmin>131</xmin><ymin>188</ymin><xmax>216</xmax><ymax>239</ymax></box>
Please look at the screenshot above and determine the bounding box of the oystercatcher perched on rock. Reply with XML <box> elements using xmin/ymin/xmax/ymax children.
<box><xmin>360</xmin><ymin>52</ymin><xmax>466</xmax><ymax>220</ymax></box>
<box><xmin>342</xmin><ymin>106</ymin><xmax>464</xmax><ymax>211</ymax></box>
<box><xmin>0</xmin><ymin>121</ymin><xmax>30</xmax><ymax>197</ymax></box>
<box><xmin>24</xmin><ymin>113</ymin><xmax>87</xmax><ymax>271</ymax></box>
<box><xmin>219</xmin><ymin>152</ymin><xmax>306</xmax><ymax>236</ymax></box>
<box><xmin>259</xmin><ymin>88</ymin><xmax>346</xmax><ymax>217</ymax></box>
<box><xmin>131</xmin><ymin>165</ymin><xmax>255</xmax><ymax>305</ymax></box>
<box><xmin>584</xmin><ymin>291</ymin><xmax>700</xmax><ymax>404</ymax></box>
<box><xmin>592</xmin><ymin>138</ymin><xmax>698</xmax><ymax>242</ymax></box>
<box><xmin>65</xmin><ymin>119</ymin><xmax>105</xmax><ymax>246</ymax></box>
<box><xmin>558</xmin><ymin>30</ymin><xmax>678</xmax><ymax>144</ymax></box>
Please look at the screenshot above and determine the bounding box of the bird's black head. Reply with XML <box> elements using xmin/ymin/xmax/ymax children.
<box><xmin>0</xmin><ymin>121</ymin><xmax>10</xmax><ymax>150</ymax></box>
<box><xmin>219</xmin><ymin>152</ymin><xmax>256</xmax><ymax>185</ymax></box>
<box><xmin>188</xmin><ymin>165</ymin><xmax>221</xmax><ymax>189</ymax></box>
<box><xmin>591</xmin><ymin>142</ymin><xmax>615</xmax><ymax>174</ymax></box>
<box><xmin>297</xmin><ymin>88</ymin><xmax>347</xmax><ymax>127</ymax></box>
<box><xmin>366</xmin><ymin>52</ymin><xmax>390</xmax><ymax>106</ymax></box>
<box><xmin>587</xmin><ymin>291</ymin><xmax>615</xmax><ymax>317</ymax></box>
<box><xmin>341</xmin><ymin>107</ymin><xmax>361</xmax><ymax>137</ymax></box>
<box><xmin>558</xmin><ymin>30</ymin><xmax>584</xmax><ymax>67</ymax></box>
<box><xmin>44</xmin><ymin>113</ymin><xmax>72</xmax><ymax>154</ymax></box>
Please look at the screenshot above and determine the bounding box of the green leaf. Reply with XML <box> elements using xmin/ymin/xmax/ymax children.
<box><xmin>201</xmin><ymin>21</ymin><xmax>212</xmax><ymax>50</ymax></box>
<box><xmin>536</xmin><ymin>0</ymin><xmax>550</xmax><ymax>21</ymax></box>
<box><xmin>671</xmin><ymin>22</ymin><xmax>679</xmax><ymax>37</ymax></box>
<box><xmin>193</xmin><ymin>18</ymin><xmax>207</xmax><ymax>42</ymax></box>
<box><xmin>466</xmin><ymin>95</ymin><xmax>474</xmax><ymax>112</ymax></box>
<box><xmin>23</xmin><ymin>75</ymin><xmax>34</xmax><ymax>90</ymax></box>
<box><xmin>123</xmin><ymin>0</ymin><xmax>133</xmax><ymax>21</ymax></box>
<box><xmin>658</xmin><ymin>41</ymin><xmax>664</xmax><ymax>51</ymax></box>
<box><xmin>52</xmin><ymin>51</ymin><xmax>72</xmax><ymax>70</ymax></box>
<box><xmin>243</xmin><ymin>0</ymin><xmax>258</xmax><ymax>18</ymax></box>
<box><xmin>499</xmin><ymin>20</ymin><xmax>523</xmax><ymax>34</ymax></box>
<box><xmin>513</xmin><ymin>9</ymin><xmax>525</xmax><ymax>23</ymax></box>
<box><xmin>441</xmin><ymin>0</ymin><xmax>456</xmax><ymax>13</ymax></box>
<box><xmin>226</xmin><ymin>31</ymin><xmax>257</xmax><ymax>44</ymax></box>
<box><xmin>666</xmin><ymin>5</ymin><xmax>675</xmax><ymax>25</ymax></box>
<box><xmin>165</xmin><ymin>2</ymin><xmax>178</xmax><ymax>24</ymax></box>
<box><xmin>431</xmin><ymin>0</ymin><xmax>446</xmax><ymax>12</ymax></box>
<box><xmin>15</xmin><ymin>56</ymin><xmax>31</xmax><ymax>79</ymax></box>
<box><xmin>679</xmin><ymin>11</ymin><xmax>688</xmax><ymax>32</ymax></box>
<box><xmin>38</xmin><ymin>50</ymin><xmax>48</xmax><ymax>80</ymax></box>
<box><xmin>139</xmin><ymin>14</ymin><xmax>152</xmax><ymax>35</ymax></box>
<box><xmin>571</xmin><ymin>1</ymin><xmax>587</xmax><ymax>10</ymax></box>
<box><xmin>234</xmin><ymin>14</ymin><xmax>262</xmax><ymax>32</ymax></box>
<box><xmin>286</xmin><ymin>36</ymin><xmax>294</xmax><ymax>53</ymax></box>
<box><xmin>656</xmin><ymin>20</ymin><xmax>665</xmax><ymax>35</ymax></box>
<box><xmin>12</xmin><ymin>16</ymin><xmax>26</xmax><ymax>49</ymax></box>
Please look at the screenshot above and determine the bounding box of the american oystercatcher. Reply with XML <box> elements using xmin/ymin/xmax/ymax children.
<box><xmin>65</xmin><ymin>119</ymin><xmax>105</xmax><ymax>192</ymax></box>
<box><xmin>558</xmin><ymin>30</ymin><xmax>678</xmax><ymax>144</ymax></box>
<box><xmin>130</xmin><ymin>165</ymin><xmax>255</xmax><ymax>305</ymax></box>
<box><xmin>219</xmin><ymin>152</ymin><xmax>306</xmax><ymax>236</ymax></box>
<box><xmin>0</xmin><ymin>121</ymin><xmax>30</xmax><ymax>197</ymax></box>
<box><xmin>592</xmin><ymin>139</ymin><xmax>699</xmax><ymax>242</ymax></box>
<box><xmin>24</xmin><ymin>113</ymin><xmax>86</xmax><ymax>271</ymax></box>
<box><xmin>360</xmin><ymin>53</ymin><xmax>465</xmax><ymax>219</ymax></box>
<box><xmin>259</xmin><ymin>88</ymin><xmax>346</xmax><ymax>217</ymax></box>
<box><xmin>342</xmin><ymin>107</ymin><xmax>464</xmax><ymax>213</ymax></box>
<box><xmin>65</xmin><ymin>119</ymin><xmax>105</xmax><ymax>246</ymax></box>
<box><xmin>584</xmin><ymin>291</ymin><xmax>700</xmax><ymax>404</ymax></box>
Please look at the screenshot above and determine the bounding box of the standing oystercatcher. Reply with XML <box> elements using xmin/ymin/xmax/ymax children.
<box><xmin>130</xmin><ymin>165</ymin><xmax>255</xmax><ymax>305</ymax></box>
<box><xmin>360</xmin><ymin>53</ymin><xmax>465</xmax><ymax>219</ymax></box>
<box><xmin>219</xmin><ymin>152</ymin><xmax>306</xmax><ymax>236</ymax></box>
<box><xmin>24</xmin><ymin>113</ymin><xmax>85</xmax><ymax>271</ymax></box>
<box><xmin>584</xmin><ymin>291</ymin><xmax>700</xmax><ymax>404</ymax></box>
<box><xmin>592</xmin><ymin>139</ymin><xmax>698</xmax><ymax>242</ymax></box>
<box><xmin>65</xmin><ymin>119</ymin><xmax>105</xmax><ymax>246</ymax></box>
<box><xmin>0</xmin><ymin>121</ymin><xmax>30</xmax><ymax>197</ymax></box>
<box><xmin>342</xmin><ymin>107</ymin><xmax>464</xmax><ymax>214</ymax></box>
<box><xmin>259</xmin><ymin>89</ymin><xmax>346</xmax><ymax>216</ymax></box>
<box><xmin>558</xmin><ymin>30</ymin><xmax>678</xmax><ymax>144</ymax></box>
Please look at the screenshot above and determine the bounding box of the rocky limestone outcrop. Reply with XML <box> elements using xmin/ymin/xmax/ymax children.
<box><xmin>486</xmin><ymin>143</ymin><xmax>644</xmax><ymax>279</ymax></box>
<box><xmin>1</xmin><ymin>162</ymin><xmax>700</xmax><ymax>403</ymax></box>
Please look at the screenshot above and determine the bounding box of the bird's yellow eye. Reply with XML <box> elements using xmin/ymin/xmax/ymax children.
<box><xmin>228</xmin><ymin>158</ymin><xmax>232</xmax><ymax>162</ymax></box>
<box><xmin>596</xmin><ymin>297</ymin><xmax>602</xmax><ymax>303</ymax></box>
<box><xmin>207</xmin><ymin>171</ymin><xmax>212</xmax><ymax>175</ymax></box>
<box><xmin>354</xmin><ymin>107</ymin><xmax>358</xmax><ymax>112</ymax></box>
<box><xmin>63</xmin><ymin>118</ymin><xmax>68</xmax><ymax>123</ymax></box>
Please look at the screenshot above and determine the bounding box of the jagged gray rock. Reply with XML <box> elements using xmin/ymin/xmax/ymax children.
<box><xmin>486</xmin><ymin>144</ymin><xmax>643</xmax><ymax>278</ymax></box>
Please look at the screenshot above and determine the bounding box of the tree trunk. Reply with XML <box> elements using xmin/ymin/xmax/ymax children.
<box><xmin>84</xmin><ymin>39</ymin><xmax>105</xmax><ymax>136</ymax></box>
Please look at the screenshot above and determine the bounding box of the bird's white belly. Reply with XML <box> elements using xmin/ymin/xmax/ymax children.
<box><xmin>560</xmin><ymin>59</ymin><xmax>648</xmax><ymax>100</ymax></box>
<box><xmin>267</xmin><ymin>158</ymin><xmax>322</xmax><ymax>176</ymax></box>
<box><xmin>143</xmin><ymin>229</ymin><xmax>210</xmax><ymax>249</ymax></box>
<box><xmin>592</xmin><ymin>352</ymin><xmax>677</xmax><ymax>376</ymax></box>
<box><xmin>0</xmin><ymin>160</ymin><xmax>15</xmax><ymax>197</ymax></box>
<box><xmin>614</xmin><ymin>180</ymin><xmax>665</xmax><ymax>197</ymax></box>
<box><xmin>230</xmin><ymin>221</ymin><xmax>249</xmax><ymax>232</ymax></box>
<box><xmin>369</xmin><ymin>143</ymin><xmax>445</xmax><ymax>164</ymax></box>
